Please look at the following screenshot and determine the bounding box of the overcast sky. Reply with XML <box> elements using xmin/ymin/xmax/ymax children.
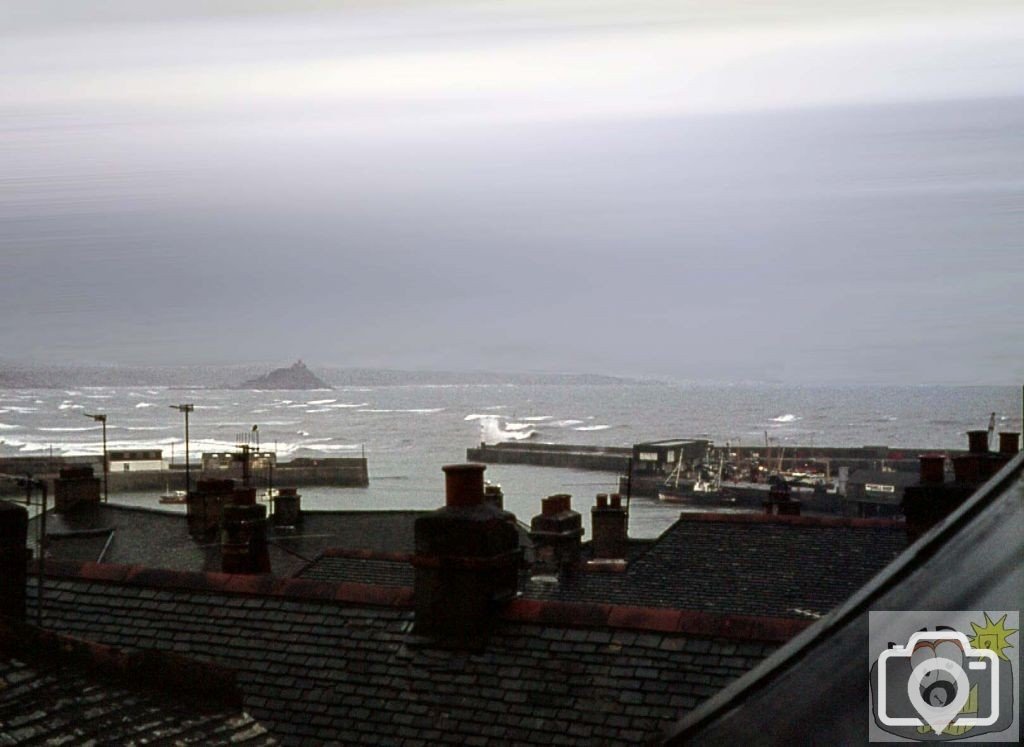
<box><xmin>1</xmin><ymin>1</ymin><xmax>1022</xmax><ymax>383</ymax></box>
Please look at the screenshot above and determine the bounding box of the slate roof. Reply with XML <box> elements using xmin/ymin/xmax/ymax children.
<box><xmin>298</xmin><ymin>549</ymin><xmax>415</xmax><ymax>587</ymax></box>
<box><xmin>527</xmin><ymin>513</ymin><xmax>906</xmax><ymax>619</ymax></box>
<box><xmin>0</xmin><ymin>657</ymin><xmax>274</xmax><ymax>745</ymax></box>
<box><xmin>665</xmin><ymin>451</ymin><xmax>1024</xmax><ymax>744</ymax></box>
<box><xmin>31</xmin><ymin>505</ymin><xmax>432</xmax><ymax>577</ymax></box>
<box><xmin>0</xmin><ymin>623</ymin><xmax>274</xmax><ymax>745</ymax></box>
<box><xmin>28</xmin><ymin>565</ymin><xmax>785</xmax><ymax>746</ymax></box>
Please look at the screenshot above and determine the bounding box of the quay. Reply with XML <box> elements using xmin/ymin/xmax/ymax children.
<box><xmin>0</xmin><ymin>453</ymin><xmax>368</xmax><ymax>497</ymax></box>
<box><xmin>465</xmin><ymin>442</ymin><xmax>632</xmax><ymax>471</ymax></box>
<box><xmin>466</xmin><ymin>439</ymin><xmax>972</xmax><ymax>497</ymax></box>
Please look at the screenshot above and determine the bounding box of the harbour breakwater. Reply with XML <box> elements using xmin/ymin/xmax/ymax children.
<box><xmin>467</xmin><ymin>441</ymin><xmax>968</xmax><ymax>498</ymax></box>
<box><xmin>0</xmin><ymin>455</ymin><xmax>368</xmax><ymax>496</ymax></box>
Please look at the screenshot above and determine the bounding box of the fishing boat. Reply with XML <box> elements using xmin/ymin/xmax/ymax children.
<box><xmin>159</xmin><ymin>489</ymin><xmax>187</xmax><ymax>505</ymax></box>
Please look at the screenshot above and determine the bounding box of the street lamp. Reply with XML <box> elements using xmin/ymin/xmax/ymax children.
<box><xmin>170</xmin><ymin>404</ymin><xmax>195</xmax><ymax>495</ymax></box>
<box><xmin>83</xmin><ymin>412</ymin><xmax>108</xmax><ymax>503</ymax></box>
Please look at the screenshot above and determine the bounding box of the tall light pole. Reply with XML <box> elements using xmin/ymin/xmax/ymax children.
<box><xmin>170</xmin><ymin>404</ymin><xmax>195</xmax><ymax>495</ymax></box>
<box><xmin>83</xmin><ymin>413</ymin><xmax>108</xmax><ymax>503</ymax></box>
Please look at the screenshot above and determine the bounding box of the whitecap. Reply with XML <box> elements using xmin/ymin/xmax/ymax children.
<box><xmin>574</xmin><ymin>425</ymin><xmax>611</xmax><ymax>431</ymax></box>
<box><xmin>38</xmin><ymin>426</ymin><xmax>102</xmax><ymax>432</ymax></box>
<box><xmin>327</xmin><ymin>403</ymin><xmax>368</xmax><ymax>409</ymax></box>
<box><xmin>306</xmin><ymin>398</ymin><xmax>337</xmax><ymax>405</ymax></box>
<box><xmin>552</xmin><ymin>419</ymin><xmax>584</xmax><ymax>427</ymax></box>
<box><xmin>305</xmin><ymin>408</ymin><xmax>332</xmax><ymax>413</ymax></box>
<box><xmin>135</xmin><ymin>402</ymin><xmax>155</xmax><ymax>409</ymax></box>
<box><xmin>0</xmin><ymin>423</ymin><xmax>20</xmax><ymax>430</ymax></box>
<box><xmin>521</xmin><ymin>416</ymin><xmax>553</xmax><ymax>422</ymax></box>
<box><xmin>358</xmin><ymin>409</ymin><xmax>395</xmax><ymax>413</ymax></box>
<box><xmin>771</xmin><ymin>414</ymin><xmax>800</xmax><ymax>423</ymax></box>
<box><xmin>505</xmin><ymin>423</ymin><xmax>532</xmax><ymax>431</ymax></box>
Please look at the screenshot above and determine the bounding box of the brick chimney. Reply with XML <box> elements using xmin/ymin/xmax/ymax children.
<box><xmin>591</xmin><ymin>494</ymin><xmax>628</xmax><ymax>560</ymax></box>
<box><xmin>412</xmin><ymin>464</ymin><xmax>520</xmax><ymax>643</ymax></box>
<box><xmin>529</xmin><ymin>494</ymin><xmax>583</xmax><ymax>574</ymax></box>
<box><xmin>272</xmin><ymin>487</ymin><xmax>301</xmax><ymax>527</ymax></box>
<box><xmin>919</xmin><ymin>454</ymin><xmax>945</xmax><ymax>484</ymax></box>
<box><xmin>483</xmin><ymin>482</ymin><xmax>504</xmax><ymax>511</ymax></box>
<box><xmin>53</xmin><ymin>466</ymin><xmax>101</xmax><ymax>513</ymax></box>
<box><xmin>763</xmin><ymin>480</ymin><xmax>801</xmax><ymax>516</ymax></box>
<box><xmin>904</xmin><ymin>429</ymin><xmax>1012</xmax><ymax>543</ymax></box>
<box><xmin>0</xmin><ymin>501</ymin><xmax>29</xmax><ymax>620</ymax></box>
<box><xmin>220</xmin><ymin>503</ymin><xmax>271</xmax><ymax>574</ymax></box>
<box><xmin>999</xmin><ymin>432</ymin><xmax>1020</xmax><ymax>455</ymax></box>
<box><xmin>187</xmin><ymin>478</ymin><xmax>255</xmax><ymax>538</ymax></box>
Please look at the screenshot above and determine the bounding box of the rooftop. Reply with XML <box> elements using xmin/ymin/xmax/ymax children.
<box><xmin>28</xmin><ymin>562</ymin><xmax>781</xmax><ymax>745</ymax></box>
<box><xmin>0</xmin><ymin>620</ymin><xmax>273</xmax><ymax>745</ymax></box>
<box><xmin>528</xmin><ymin>513</ymin><xmax>905</xmax><ymax>619</ymax></box>
<box><xmin>664</xmin><ymin>450</ymin><xmax>1024</xmax><ymax>744</ymax></box>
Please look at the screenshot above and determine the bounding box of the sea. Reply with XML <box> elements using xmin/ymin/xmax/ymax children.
<box><xmin>1</xmin><ymin>383</ymin><xmax>1019</xmax><ymax>538</ymax></box>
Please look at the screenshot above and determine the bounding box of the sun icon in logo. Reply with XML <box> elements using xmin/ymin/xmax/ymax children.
<box><xmin>969</xmin><ymin>612</ymin><xmax>1018</xmax><ymax>662</ymax></box>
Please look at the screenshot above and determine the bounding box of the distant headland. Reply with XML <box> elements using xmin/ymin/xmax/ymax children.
<box><xmin>234</xmin><ymin>360</ymin><xmax>331</xmax><ymax>390</ymax></box>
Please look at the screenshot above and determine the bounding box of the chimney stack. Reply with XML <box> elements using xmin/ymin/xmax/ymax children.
<box><xmin>187</xmin><ymin>478</ymin><xmax>255</xmax><ymax>538</ymax></box>
<box><xmin>591</xmin><ymin>493</ymin><xmax>628</xmax><ymax>560</ymax></box>
<box><xmin>220</xmin><ymin>503</ymin><xmax>271</xmax><ymax>574</ymax></box>
<box><xmin>919</xmin><ymin>455</ymin><xmax>945</xmax><ymax>484</ymax></box>
<box><xmin>272</xmin><ymin>487</ymin><xmax>301</xmax><ymax>527</ymax></box>
<box><xmin>0</xmin><ymin>501</ymin><xmax>29</xmax><ymax>621</ymax></box>
<box><xmin>999</xmin><ymin>432</ymin><xmax>1020</xmax><ymax>455</ymax></box>
<box><xmin>904</xmin><ymin>429</ymin><xmax>1013</xmax><ymax>543</ymax></box>
<box><xmin>53</xmin><ymin>465</ymin><xmax>101</xmax><ymax>513</ymax></box>
<box><xmin>412</xmin><ymin>464</ymin><xmax>520</xmax><ymax>643</ymax></box>
<box><xmin>529</xmin><ymin>494</ymin><xmax>583</xmax><ymax>575</ymax></box>
<box><xmin>483</xmin><ymin>483</ymin><xmax>504</xmax><ymax>511</ymax></box>
<box><xmin>763</xmin><ymin>480</ymin><xmax>801</xmax><ymax>516</ymax></box>
<box><xmin>966</xmin><ymin>430</ymin><xmax>989</xmax><ymax>454</ymax></box>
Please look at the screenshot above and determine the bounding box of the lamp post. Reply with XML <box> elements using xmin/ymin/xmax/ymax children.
<box><xmin>83</xmin><ymin>413</ymin><xmax>108</xmax><ymax>503</ymax></box>
<box><xmin>170</xmin><ymin>404</ymin><xmax>195</xmax><ymax>495</ymax></box>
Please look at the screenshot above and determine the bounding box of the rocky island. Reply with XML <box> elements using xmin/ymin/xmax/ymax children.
<box><xmin>235</xmin><ymin>360</ymin><xmax>331</xmax><ymax>390</ymax></box>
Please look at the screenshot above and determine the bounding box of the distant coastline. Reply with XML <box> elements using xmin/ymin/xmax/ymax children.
<box><xmin>0</xmin><ymin>362</ymin><xmax>653</xmax><ymax>389</ymax></box>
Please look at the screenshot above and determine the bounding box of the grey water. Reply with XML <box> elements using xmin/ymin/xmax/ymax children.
<box><xmin>1</xmin><ymin>382</ymin><xmax>1019</xmax><ymax>538</ymax></box>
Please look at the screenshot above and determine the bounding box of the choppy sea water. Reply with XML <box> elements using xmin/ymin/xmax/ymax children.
<box><xmin>1</xmin><ymin>383</ymin><xmax>1019</xmax><ymax>538</ymax></box>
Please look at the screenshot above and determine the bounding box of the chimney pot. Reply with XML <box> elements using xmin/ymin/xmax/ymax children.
<box><xmin>596</xmin><ymin>493</ymin><xmax>608</xmax><ymax>508</ymax></box>
<box><xmin>443</xmin><ymin>463</ymin><xmax>486</xmax><ymax>508</ymax></box>
<box><xmin>966</xmin><ymin>430</ymin><xmax>989</xmax><ymax>455</ymax></box>
<box><xmin>998</xmin><ymin>432</ymin><xmax>1020</xmax><ymax>455</ymax></box>
<box><xmin>610</xmin><ymin>494</ymin><xmax>622</xmax><ymax>509</ymax></box>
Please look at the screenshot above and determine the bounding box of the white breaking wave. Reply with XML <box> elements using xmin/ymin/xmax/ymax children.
<box><xmin>306</xmin><ymin>398</ymin><xmax>336</xmax><ymax>405</ymax></box>
<box><xmin>327</xmin><ymin>403</ymin><xmax>368</xmax><ymax>409</ymax></box>
<box><xmin>135</xmin><ymin>402</ymin><xmax>156</xmax><ymax>408</ymax></box>
<box><xmin>520</xmin><ymin>416</ymin><xmax>553</xmax><ymax>422</ymax></box>
<box><xmin>301</xmin><ymin>443</ymin><xmax>362</xmax><ymax>452</ymax></box>
<box><xmin>477</xmin><ymin>415</ymin><xmax>535</xmax><ymax>444</ymax></box>
<box><xmin>771</xmin><ymin>414</ymin><xmax>800</xmax><ymax>423</ymax></box>
<box><xmin>123</xmin><ymin>426</ymin><xmax>172</xmax><ymax>431</ymax></box>
<box><xmin>38</xmin><ymin>426</ymin><xmax>103</xmax><ymax>432</ymax></box>
<box><xmin>464</xmin><ymin>414</ymin><xmax>491</xmax><ymax>422</ymax></box>
<box><xmin>552</xmin><ymin>419</ymin><xmax>584</xmax><ymax>427</ymax></box>
<box><xmin>58</xmin><ymin>402</ymin><xmax>83</xmax><ymax>410</ymax></box>
<box><xmin>0</xmin><ymin>423</ymin><xmax>20</xmax><ymax>430</ymax></box>
<box><xmin>574</xmin><ymin>425</ymin><xmax>611</xmax><ymax>431</ymax></box>
<box><xmin>305</xmin><ymin>408</ymin><xmax>332</xmax><ymax>413</ymax></box>
<box><xmin>505</xmin><ymin>422</ymin><xmax>532</xmax><ymax>431</ymax></box>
